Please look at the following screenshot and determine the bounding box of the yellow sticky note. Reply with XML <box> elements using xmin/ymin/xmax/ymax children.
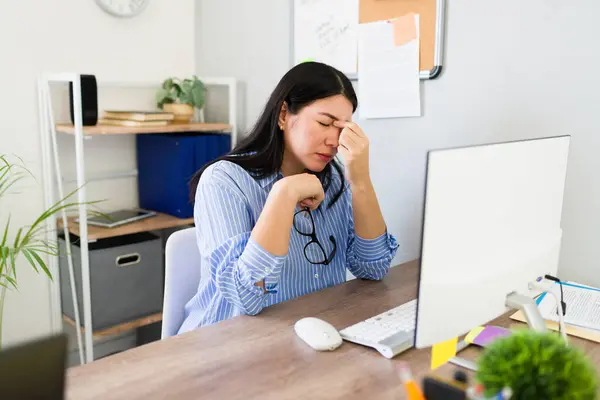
<box><xmin>431</xmin><ymin>336</ymin><xmax>458</xmax><ymax>370</ymax></box>
<box><xmin>392</xmin><ymin>13</ymin><xmax>418</xmax><ymax>47</ymax></box>
<box><xmin>464</xmin><ymin>326</ymin><xmax>485</xmax><ymax>345</ymax></box>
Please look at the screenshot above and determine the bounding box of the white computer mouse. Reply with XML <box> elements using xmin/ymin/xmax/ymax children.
<box><xmin>294</xmin><ymin>317</ymin><xmax>343</xmax><ymax>351</ymax></box>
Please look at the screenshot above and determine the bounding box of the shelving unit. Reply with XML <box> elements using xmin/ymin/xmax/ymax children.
<box><xmin>58</xmin><ymin>212</ymin><xmax>194</xmax><ymax>241</ymax></box>
<box><xmin>63</xmin><ymin>313</ymin><xmax>163</xmax><ymax>339</ymax></box>
<box><xmin>55</xmin><ymin>122</ymin><xmax>232</xmax><ymax>136</ymax></box>
<box><xmin>38</xmin><ymin>74</ymin><xmax>237</xmax><ymax>365</ymax></box>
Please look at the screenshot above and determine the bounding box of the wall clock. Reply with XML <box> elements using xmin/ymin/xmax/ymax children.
<box><xmin>95</xmin><ymin>0</ymin><xmax>149</xmax><ymax>18</ymax></box>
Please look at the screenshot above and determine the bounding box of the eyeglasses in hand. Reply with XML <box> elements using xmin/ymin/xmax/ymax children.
<box><xmin>293</xmin><ymin>207</ymin><xmax>337</xmax><ymax>265</ymax></box>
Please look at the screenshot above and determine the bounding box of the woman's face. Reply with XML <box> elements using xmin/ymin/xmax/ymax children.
<box><xmin>280</xmin><ymin>94</ymin><xmax>354</xmax><ymax>174</ymax></box>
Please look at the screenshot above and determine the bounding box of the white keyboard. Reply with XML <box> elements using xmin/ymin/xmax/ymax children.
<box><xmin>339</xmin><ymin>300</ymin><xmax>417</xmax><ymax>359</ymax></box>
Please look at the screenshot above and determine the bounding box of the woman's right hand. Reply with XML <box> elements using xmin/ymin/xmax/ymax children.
<box><xmin>252</xmin><ymin>173</ymin><xmax>324</xmax><ymax>262</ymax></box>
<box><xmin>275</xmin><ymin>173</ymin><xmax>325</xmax><ymax>211</ymax></box>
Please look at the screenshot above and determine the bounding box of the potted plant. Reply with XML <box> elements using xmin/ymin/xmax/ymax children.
<box><xmin>476</xmin><ymin>330</ymin><xmax>598</xmax><ymax>399</ymax></box>
<box><xmin>155</xmin><ymin>76</ymin><xmax>207</xmax><ymax>124</ymax></box>
<box><xmin>0</xmin><ymin>155</ymin><xmax>98</xmax><ymax>347</ymax></box>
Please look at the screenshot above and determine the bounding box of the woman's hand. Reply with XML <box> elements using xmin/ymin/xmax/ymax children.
<box><xmin>274</xmin><ymin>173</ymin><xmax>325</xmax><ymax>211</ymax></box>
<box><xmin>334</xmin><ymin>120</ymin><xmax>386</xmax><ymax>239</ymax></box>
<box><xmin>333</xmin><ymin>120</ymin><xmax>371</xmax><ymax>190</ymax></box>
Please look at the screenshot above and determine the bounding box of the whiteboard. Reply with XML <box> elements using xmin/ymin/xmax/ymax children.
<box><xmin>292</xmin><ymin>0</ymin><xmax>359</xmax><ymax>77</ymax></box>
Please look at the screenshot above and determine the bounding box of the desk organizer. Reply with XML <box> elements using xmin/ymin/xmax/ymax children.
<box><xmin>58</xmin><ymin>231</ymin><xmax>163</xmax><ymax>331</ymax></box>
<box><xmin>136</xmin><ymin>132</ymin><xmax>231</xmax><ymax>218</ymax></box>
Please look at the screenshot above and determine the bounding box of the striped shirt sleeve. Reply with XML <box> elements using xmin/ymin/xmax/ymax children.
<box><xmin>345</xmin><ymin>192</ymin><xmax>399</xmax><ymax>280</ymax></box>
<box><xmin>196</xmin><ymin>168</ymin><xmax>287</xmax><ymax>315</ymax></box>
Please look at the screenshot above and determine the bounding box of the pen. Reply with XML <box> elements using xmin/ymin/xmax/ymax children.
<box><xmin>397</xmin><ymin>361</ymin><xmax>425</xmax><ymax>400</ymax></box>
<box><xmin>497</xmin><ymin>387</ymin><xmax>512</xmax><ymax>399</ymax></box>
<box><xmin>467</xmin><ymin>385</ymin><xmax>512</xmax><ymax>399</ymax></box>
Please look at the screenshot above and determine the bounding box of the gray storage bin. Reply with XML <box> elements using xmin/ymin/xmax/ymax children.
<box><xmin>58</xmin><ymin>232</ymin><xmax>163</xmax><ymax>331</ymax></box>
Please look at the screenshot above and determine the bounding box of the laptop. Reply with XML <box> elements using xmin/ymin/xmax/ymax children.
<box><xmin>0</xmin><ymin>333</ymin><xmax>68</xmax><ymax>399</ymax></box>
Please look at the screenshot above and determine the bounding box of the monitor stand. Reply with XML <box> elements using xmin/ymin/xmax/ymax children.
<box><xmin>449</xmin><ymin>292</ymin><xmax>548</xmax><ymax>372</ymax></box>
<box><xmin>505</xmin><ymin>292</ymin><xmax>548</xmax><ymax>332</ymax></box>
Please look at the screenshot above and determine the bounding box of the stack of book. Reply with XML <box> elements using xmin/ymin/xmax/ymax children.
<box><xmin>98</xmin><ymin>110</ymin><xmax>175</xmax><ymax>127</ymax></box>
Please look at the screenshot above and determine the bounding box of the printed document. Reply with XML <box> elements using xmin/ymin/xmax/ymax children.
<box><xmin>357</xmin><ymin>14</ymin><xmax>421</xmax><ymax>119</ymax></box>
<box><xmin>538</xmin><ymin>281</ymin><xmax>600</xmax><ymax>331</ymax></box>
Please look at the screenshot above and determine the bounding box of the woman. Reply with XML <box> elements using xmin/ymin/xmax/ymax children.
<box><xmin>178</xmin><ymin>62</ymin><xmax>399</xmax><ymax>333</ymax></box>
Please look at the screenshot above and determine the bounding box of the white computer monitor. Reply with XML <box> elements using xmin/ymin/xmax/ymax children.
<box><xmin>414</xmin><ymin>135</ymin><xmax>571</xmax><ymax>348</ymax></box>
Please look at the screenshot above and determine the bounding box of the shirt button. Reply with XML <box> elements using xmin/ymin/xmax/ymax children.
<box><xmin>265</xmin><ymin>268</ymin><xmax>271</xmax><ymax>274</ymax></box>
<box><xmin>314</xmin><ymin>273</ymin><xmax>319</xmax><ymax>279</ymax></box>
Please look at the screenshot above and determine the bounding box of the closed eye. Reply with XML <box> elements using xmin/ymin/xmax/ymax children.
<box><xmin>318</xmin><ymin>121</ymin><xmax>331</xmax><ymax>127</ymax></box>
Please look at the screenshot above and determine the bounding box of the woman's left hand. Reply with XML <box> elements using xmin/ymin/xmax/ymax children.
<box><xmin>333</xmin><ymin>120</ymin><xmax>372</xmax><ymax>190</ymax></box>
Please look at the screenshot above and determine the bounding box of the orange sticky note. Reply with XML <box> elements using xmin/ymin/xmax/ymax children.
<box><xmin>431</xmin><ymin>336</ymin><xmax>458</xmax><ymax>370</ymax></box>
<box><xmin>392</xmin><ymin>13</ymin><xmax>417</xmax><ymax>47</ymax></box>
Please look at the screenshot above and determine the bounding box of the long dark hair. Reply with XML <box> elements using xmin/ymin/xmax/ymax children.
<box><xmin>189</xmin><ymin>61</ymin><xmax>358</xmax><ymax>208</ymax></box>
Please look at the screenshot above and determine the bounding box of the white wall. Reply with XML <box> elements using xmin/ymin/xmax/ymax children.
<box><xmin>196</xmin><ymin>1</ymin><xmax>600</xmax><ymax>286</ymax></box>
<box><xmin>0</xmin><ymin>0</ymin><xmax>195</xmax><ymax>347</ymax></box>
<box><xmin>195</xmin><ymin>0</ymin><xmax>292</xmax><ymax>134</ymax></box>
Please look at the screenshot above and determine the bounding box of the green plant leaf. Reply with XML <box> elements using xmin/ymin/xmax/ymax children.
<box><xmin>161</xmin><ymin>77</ymin><xmax>173</xmax><ymax>90</ymax></box>
<box><xmin>10</xmin><ymin>248</ymin><xmax>17</xmax><ymax>280</ymax></box>
<box><xmin>20</xmin><ymin>249</ymin><xmax>39</xmax><ymax>274</ymax></box>
<box><xmin>171</xmin><ymin>81</ymin><xmax>182</xmax><ymax>97</ymax></box>
<box><xmin>156</xmin><ymin>88</ymin><xmax>176</xmax><ymax>108</ymax></box>
<box><xmin>28</xmin><ymin>249</ymin><xmax>52</xmax><ymax>281</ymax></box>
<box><xmin>0</xmin><ymin>247</ymin><xmax>18</xmax><ymax>281</ymax></box>
<box><xmin>0</xmin><ymin>154</ymin><xmax>33</xmax><ymax>199</ymax></box>
<box><xmin>0</xmin><ymin>277</ymin><xmax>11</xmax><ymax>290</ymax></box>
<box><xmin>0</xmin><ymin>155</ymin><xmax>105</xmax><ymax>296</ymax></box>
<box><xmin>3</xmin><ymin>275</ymin><xmax>17</xmax><ymax>290</ymax></box>
<box><xmin>25</xmin><ymin>241</ymin><xmax>59</xmax><ymax>257</ymax></box>
<box><xmin>0</xmin><ymin>155</ymin><xmax>10</xmax><ymax>178</ymax></box>
<box><xmin>12</xmin><ymin>227</ymin><xmax>23</xmax><ymax>249</ymax></box>
<box><xmin>181</xmin><ymin>79</ymin><xmax>192</xmax><ymax>93</ymax></box>
<box><xmin>0</xmin><ymin>171</ymin><xmax>26</xmax><ymax>199</ymax></box>
<box><xmin>190</xmin><ymin>80</ymin><xmax>206</xmax><ymax>109</ymax></box>
<box><xmin>1</xmin><ymin>216</ymin><xmax>9</xmax><ymax>248</ymax></box>
<box><xmin>156</xmin><ymin>76</ymin><xmax>207</xmax><ymax>108</ymax></box>
<box><xmin>0</xmin><ymin>246</ymin><xmax>8</xmax><ymax>273</ymax></box>
<box><xmin>179</xmin><ymin>80</ymin><xmax>192</xmax><ymax>105</ymax></box>
<box><xmin>476</xmin><ymin>330</ymin><xmax>598</xmax><ymax>399</ymax></box>
<box><xmin>22</xmin><ymin>185</ymin><xmax>102</xmax><ymax>248</ymax></box>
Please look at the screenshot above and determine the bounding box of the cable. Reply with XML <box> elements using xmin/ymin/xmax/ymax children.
<box><xmin>545</xmin><ymin>274</ymin><xmax>568</xmax><ymax>344</ymax></box>
<box><xmin>529</xmin><ymin>279</ymin><xmax>568</xmax><ymax>343</ymax></box>
<box><xmin>545</xmin><ymin>274</ymin><xmax>567</xmax><ymax>317</ymax></box>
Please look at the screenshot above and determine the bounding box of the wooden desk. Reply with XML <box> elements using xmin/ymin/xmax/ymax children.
<box><xmin>65</xmin><ymin>260</ymin><xmax>600</xmax><ymax>399</ymax></box>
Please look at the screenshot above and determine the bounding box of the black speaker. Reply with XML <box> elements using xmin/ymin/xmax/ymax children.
<box><xmin>69</xmin><ymin>74</ymin><xmax>98</xmax><ymax>126</ymax></box>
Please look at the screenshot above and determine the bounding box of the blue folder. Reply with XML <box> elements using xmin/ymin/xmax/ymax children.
<box><xmin>136</xmin><ymin>133</ymin><xmax>231</xmax><ymax>218</ymax></box>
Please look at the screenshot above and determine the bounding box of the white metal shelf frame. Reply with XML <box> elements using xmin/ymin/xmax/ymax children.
<box><xmin>38</xmin><ymin>74</ymin><xmax>238</xmax><ymax>364</ymax></box>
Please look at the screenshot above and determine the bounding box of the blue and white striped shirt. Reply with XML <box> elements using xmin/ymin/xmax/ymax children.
<box><xmin>178</xmin><ymin>160</ymin><xmax>399</xmax><ymax>333</ymax></box>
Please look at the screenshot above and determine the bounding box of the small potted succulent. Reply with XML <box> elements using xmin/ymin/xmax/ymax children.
<box><xmin>155</xmin><ymin>76</ymin><xmax>207</xmax><ymax>124</ymax></box>
<box><xmin>476</xmin><ymin>330</ymin><xmax>598</xmax><ymax>399</ymax></box>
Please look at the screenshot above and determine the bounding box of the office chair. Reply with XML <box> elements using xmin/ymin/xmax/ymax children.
<box><xmin>161</xmin><ymin>227</ymin><xmax>201</xmax><ymax>339</ymax></box>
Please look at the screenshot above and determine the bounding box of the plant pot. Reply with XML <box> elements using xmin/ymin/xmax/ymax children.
<box><xmin>162</xmin><ymin>103</ymin><xmax>194</xmax><ymax>124</ymax></box>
